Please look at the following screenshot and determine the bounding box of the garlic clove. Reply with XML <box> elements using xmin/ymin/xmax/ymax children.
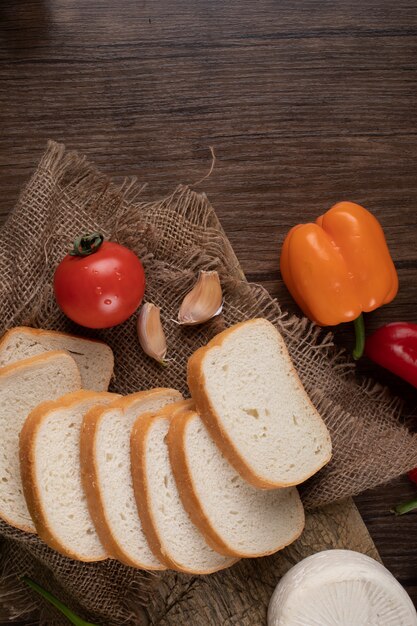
<box><xmin>178</xmin><ymin>270</ymin><xmax>223</xmax><ymax>325</ymax></box>
<box><xmin>137</xmin><ymin>303</ymin><xmax>167</xmax><ymax>364</ymax></box>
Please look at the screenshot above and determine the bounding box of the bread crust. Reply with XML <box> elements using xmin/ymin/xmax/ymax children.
<box><xmin>0</xmin><ymin>325</ymin><xmax>112</xmax><ymax>350</ymax></box>
<box><xmin>19</xmin><ymin>390</ymin><xmax>118</xmax><ymax>559</ymax></box>
<box><xmin>187</xmin><ymin>318</ymin><xmax>332</xmax><ymax>489</ymax></box>
<box><xmin>0</xmin><ymin>350</ymin><xmax>81</xmax><ymax>379</ymax></box>
<box><xmin>130</xmin><ymin>401</ymin><xmax>194</xmax><ymax>572</ymax></box>
<box><xmin>131</xmin><ymin>400</ymin><xmax>235</xmax><ymax>574</ymax></box>
<box><xmin>168</xmin><ymin>409</ymin><xmax>305</xmax><ymax>558</ymax></box>
<box><xmin>0</xmin><ymin>327</ymin><xmax>114</xmax><ymax>389</ymax></box>
<box><xmin>80</xmin><ymin>388</ymin><xmax>182</xmax><ymax>570</ymax></box>
<box><xmin>168</xmin><ymin>409</ymin><xmax>240</xmax><ymax>557</ymax></box>
<box><xmin>0</xmin><ymin>352</ymin><xmax>81</xmax><ymax>532</ymax></box>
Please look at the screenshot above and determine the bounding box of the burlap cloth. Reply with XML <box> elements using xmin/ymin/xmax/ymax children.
<box><xmin>1</xmin><ymin>141</ymin><xmax>416</xmax><ymax>624</ymax></box>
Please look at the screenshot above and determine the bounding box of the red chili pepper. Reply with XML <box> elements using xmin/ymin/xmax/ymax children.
<box><xmin>392</xmin><ymin>470</ymin><xmax>417</xmax><ymax>515</ymax></box>
<box><xmin>365</xmin><ymin>322</ymin><xmax>417</xmax><ymax>388</ymax></box>
<box><xmin>408</xmin><ymin>468</ymin><xmax>417</xmax><ymax>484</ymax></box>
<box><xmin>370</xmin><ymin>322</ymin><xmax>417</xmax><ymax>516</ymax></box>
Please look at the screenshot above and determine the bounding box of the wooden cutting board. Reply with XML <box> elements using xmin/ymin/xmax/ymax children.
<box><xmin>133</xmin><ymin>190</ymin><xmax>379</xmax><ymax>626</ymax></box>
<box><xmin>0</xmin><ymin>160</ymin><xmax>381</xmax><ymax>626</ymax></box>
<box><xmin>143</xmin><ymin>498</ymin><xmax>380</xmax><ymax>625</ymax></box>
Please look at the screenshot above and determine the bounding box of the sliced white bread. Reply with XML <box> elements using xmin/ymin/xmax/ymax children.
<box><xmin>0</xmin><ymin>352</ymin><xmax>81</xmax><ymax>532</ymax></box>
<box><xmin>81</xmin><ymin>388</ymin><xmax>183</xmax><ymax>570</ymax></box>
<box><xmin>167</xmin><ymin>409</ymin><xmax>305</xmax><ymax>558</ymax></box>
<box><xmin>188</xmin><ymin>318</ymin><xmax>332</xmax><ymax>488</ymax></box>
<box><xmin>130</xmin><ymin>400</ymin><xmax>237</xmax><ymax>574</ymax></box>
<box><xmin>0</xmin><ymin>327</ymin><xmax>114</xmax><ymax>391</ymax></box>
<box><xmin>20</xmin><ymin>390</ymin><xmax>120</xmax><ymax>561</ymax></box>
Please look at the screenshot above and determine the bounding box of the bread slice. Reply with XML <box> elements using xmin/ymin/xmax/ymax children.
<box><xmin>0</xmin><ymin>352</ymin><xmax>81</xmax><ymax>532</ymax></box>
<box><xmin>0</xmin><ymin>327</ymin><xmax>114</xmax><ymax>391</ymax></box>
<box><xmin>81</xmin><ymin>388</ymin><xmax>183</xmax><ymax>569</ymax></box>
<box><xmin>131</xmin><ymin>400</ymin><xmax>237</xmax><ymax>574</ymax></box>
<box><xmin>20</xmin><ymin>390</ymin><xmax>120</xmax><ymax>560</ymax></box>
<box><xmin>168</xmin><ymin>409</ymin><xmax>305</xmax><ymax>558</ymax></box>
<box><xmin>188</xmin><ymin>318</ymin><xmax>332</xmax><ymax>488</ymax></box>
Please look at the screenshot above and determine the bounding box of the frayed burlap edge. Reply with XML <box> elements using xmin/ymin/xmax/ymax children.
<box><xmin>0</xmin><ymin>141</ymin><xmax>416</xmax><ymax>625</ymax></box>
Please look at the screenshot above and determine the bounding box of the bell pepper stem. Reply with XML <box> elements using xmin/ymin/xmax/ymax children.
<box><xmin>392</xmin><ymin>498</ymin><xmax>417</xmax><ymax>516</ymax></box>
<box><xmin>352</xmin><ymin>313</ymin><xmax>365</xmax><ymax>360</ymax></box>
<box><xmin>22</xmin><ymin>577</ymin><xmax>98</xmax><ymax>626</ymax></box>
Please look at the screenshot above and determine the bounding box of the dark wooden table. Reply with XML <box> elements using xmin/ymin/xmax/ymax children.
<box><xmin>1</xmin><ymin>0</ymin><xmax>417</xmax><ymax>619</ymax></box>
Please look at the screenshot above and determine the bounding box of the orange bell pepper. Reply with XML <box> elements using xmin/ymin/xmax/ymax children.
<box><xmin>280</xmin><ymin>201</ymin><xmax>398</xmax><ymax>358</ymax></box>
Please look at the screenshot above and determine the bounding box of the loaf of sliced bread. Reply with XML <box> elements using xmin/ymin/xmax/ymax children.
<box><xmin>188</xmin><ymin>318</ymin><xmax>332</xmax><ymax>488</ymax></box>
<box><xmin>168</xmin><ymin>409</ymin><xmax>305</xmax><ymax>558</ymax></box>
<box><xmin>81</xmin><ymin>388</ymin><xmax>182</xmax><ymax>569</ymax></box>
<box><xmin>131</xmin><ymin>400</ymin><xmax>237</xmax><ymax>574</ymax></box>
<box><xmin>0</xmin><ymin>352</ymin><xmax>81</xmax><ymax>532</ymax></box>
<box><xmin>20</xmin><ymin>390</ymin><xmax>120</xmax><ymax>560</ymax></box>
<box><xmin>0</xmin><ymin>327</ymin><xmax>114</xmax><ymax>391</ymax></box>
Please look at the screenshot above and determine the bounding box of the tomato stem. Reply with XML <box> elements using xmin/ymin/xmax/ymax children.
<box><xmin>69</xmin><ymin>233</ymin><xmax>104</xmax><ymax>257</ymax></box>
<box><xmin>352</xmin><ymin>313</ymin><xmax>365</xmax><ymax>360</ymax></box>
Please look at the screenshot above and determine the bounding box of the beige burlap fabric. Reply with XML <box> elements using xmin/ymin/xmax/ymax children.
<box><xmin>1</xmin><ymin>141</ymin><xmax>416</xmax><ymax>624</ymax></box>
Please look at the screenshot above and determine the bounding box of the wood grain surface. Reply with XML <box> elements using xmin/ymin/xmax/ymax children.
<box><xmin>142</xmin><ymin>499</ymin><xmax>380</xmax><ymax>625</ymax></box>
<box><xmin>1</xmin><ymin>0</ymin><xmax>417</xmax><ymax>619</ymax></box>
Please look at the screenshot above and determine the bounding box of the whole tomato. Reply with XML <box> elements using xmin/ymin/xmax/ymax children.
<box><xmin>54</xmin><ymin>233</ymin><xmax>146</xmax><ymax>329</ymax></box>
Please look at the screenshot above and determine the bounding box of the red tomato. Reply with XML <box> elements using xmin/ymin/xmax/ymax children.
<box><xmin>54</xmin><ymin>237</ymin><xmax>145</xmax><ymax>329</ymax></box>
